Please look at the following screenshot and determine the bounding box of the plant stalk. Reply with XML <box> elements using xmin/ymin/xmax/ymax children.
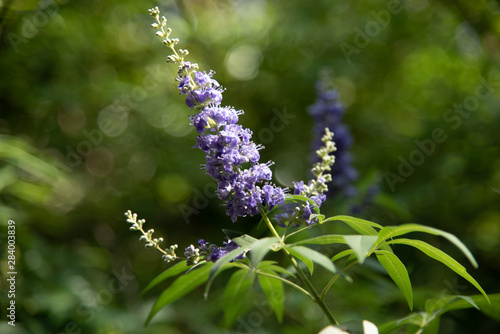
<box><xmin>260</xmin><ymin>209</ymin><xmax>339</xmax><ymax>326</ymax></box>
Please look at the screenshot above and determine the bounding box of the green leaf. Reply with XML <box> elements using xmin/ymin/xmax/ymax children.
<box><xmin>205</xmin><ymin>247</ymin><xmax>249</xmax><ymax>298</ymax></box>
<box><xmin>249</xmin><ymin>237</ymin><xmax>280</xmax><ymax>267</ymax></box>
<box><xmin>380</xmin><ymin>294</ymin><xmax>500</xmax><ymax>334</ymax></box>
<box><xmin>375</xmin><ymin>224</ymin><xmax>478</xmax><ymax>268</ymax></box>
<box><xmin>257</xmin><ymin>261</ymin><xmax>295</xmax><ymax>277</ymax></box>
<box><xmin>226</xmin><ymin>232</ymin><xmax>258</xmax><ymax>248</ymax></box>
<box><xmin>343</xmin><ymin>235</ymin><xmax>379</xmax><ymax>264</ymax></box>
<box><xmin>223</xmin><ymin>268</ymin><xmax>255</xmax><ymax>327</ymax></box>
<box><xmin>292</xmin><ymin>234</ymin><xmax>346</xmax><ymax>246</ymax></box>
<box><xmin>378</xmin><ymin>313</ymin><xmax>426</xmax><ymax>334</ymax></box>
<box><xmin>433</xmin><ymin>293</ymin><xmax>500</xmax><ymax>321</ymax></box>
<box><xmin>256</xmin><ymin>269</ymin><xmax>311</xmax><ymax>298</ymax></box>
<box><xmin>375</xmin><ymin>250</ymin><xmax>413</xmax><ymax>310</ymax></box>
<box><xmin>139</xmin><ymin>261</ymin><xmax>189</xmax><ymax>298</ymax></box>
<box><xmin>309</xmin><ymin>213</ymin><xmax>325</xmax><ymax>223</ymax></box>
<box><xmin>331</xmin><ymin>249</ymin><xmax>354</xmax><ymax>262</ymax></box>
<box><xmin>293</xmin><ymin>234</ymin><xmax>379</xmax><ymax>263</ymax></box>
<box><xmin>287</xmin><ymin>246</ymin><xmax>314</xmax><ymax>275</ymax></box>
<box><xmin>321</xmin><ymin>215</ymin><xmax>382</xmax><ymax>235</ymax></box>
<box><xmin>388</xmin><ymin>239</ymin><xmax>489</xmax><ymax>304</ymax></box>
<box><xmin>425</xmin><ymin>295</ymin><xmax>478</xmax><ymax>315</ymax></box>
<box><xmin>257</xmin><ymin>270</ymin><xmax>285</xmax><ymax>322</ymax></box>
<box><xmin>288</xmin><ymin>194</ymin><xmax>320</xmax><ymax>209</ymax></box>
<box><xmin>146</xmin><ymin>262</ymin><xmax>213</xmax><ymax>326</ymax></box>
<box><xmin>287</xmin><ymin>246</ymin><xmax>336</xmax><ymax>274</ymax></box>
<box><xmin>222</xmin><ymin>229</ymin><xmax>246</xmax><ymax>239</ymax></box>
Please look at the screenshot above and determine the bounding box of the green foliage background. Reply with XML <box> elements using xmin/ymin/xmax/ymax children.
<box><xmin>0</xmin><ymin>0</ymin><xmax>499</xmax><ymax>333</ymax></box>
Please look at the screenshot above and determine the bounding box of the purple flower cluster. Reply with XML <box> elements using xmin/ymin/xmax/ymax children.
<box><xmin>178</xmin><ymin>67</ymin><xmax>223</xmax><ymax>109</ymax></box>
<box><xmin>308</xmin><ymin>78</ymin><xmax>358</xmax><ymax>198</ymax></box>
<box><xmin>293</xmin><ymin>181</ymin><xmax>325</xmax><ymax>224</ymax></box>
<box><xmin>198</xmin><ymin>239</ymin><xmax>245</xmax><ymax>263</ymax></box>
<box><xmin>176</xmin><ymin>64</ymin><xmax>285</xmax><ymax>222</ymax></box>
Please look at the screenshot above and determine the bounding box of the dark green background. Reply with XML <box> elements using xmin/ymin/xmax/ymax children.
<box><xmin>1</xmin><ymin>0</ymin><xmax>499</xmax><ymax>333</ymax></box>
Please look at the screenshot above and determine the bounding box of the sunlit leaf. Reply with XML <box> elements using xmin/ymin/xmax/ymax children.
<box><xmin>321</xmin><ymin>215</ymin><xmax>383</xmax><ymax>235</ymax></box>
<box><xmin>343</xmin><ymin>235</ymin><xmax>378</xmax><ymax>264</ymax></box>
<box><xmin>292</xmin><ymin>234</ymin><xmax>346</xmax><ymax>246</ymax></box>
<box><xmin>287</xmin><ymin>246</ymin><xmax>336</xmax><ymax>274</ymax></box>
<box><xmin>286</xmin><ymin>246</ymin><xmax>314</xmax><ymax>275</ymax></box>
<box><xmin>331</xmin><ymin>249</ymin><xmax>354</xmax><ymax>262</ymax></box>
<box><xmin>375</xmin><ymin>224</ymin><xmax>478</xmax><ymax>268</ymax></box>
<box><xmin>388</xmin><ymin>239</ymin><xmax>489</xmax><ymax>303</ymax></box>
<box><xmin>293</xmin><ymin>234</ymin><xmax>378</xmax><ymax>263</ymax></box>
<box><xmin>224</xmin><ymin>230</ymin><xmax>258</xmax><ymax>248</ymax></box>
<box><xmin>249</xmin><ymin>237</ymin><xmax>280</xmax><ymax>266</ymax></box>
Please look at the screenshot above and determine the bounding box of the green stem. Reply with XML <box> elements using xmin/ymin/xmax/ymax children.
<box><xmin>320</xmin><ymin>260</ymin><xmax>358</xmax><ymax>301</ymax></box>
<box><xmin>256</xmin><ymin>270</ymin><xmax>313</xmax><ymax>300</ymax></box>
<box><xmin>260</xmin><ymin>209</ymin><xmax>339</xmax><ymax>326</ymax></box>
<box><xmin>284</xmin><ymin>225</ymin><xmax>313</xmax><ymax>240</ymax></box>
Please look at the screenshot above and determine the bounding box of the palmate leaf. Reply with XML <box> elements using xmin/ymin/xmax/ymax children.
<box><xmin>146</xmin><ymin>261</ymin><xmax>213</xmax><ymax>326</ymax></box>
<box><xmin>139</xmin><ymin>261</ymin><xmax>190</xmax><ymax>298</ymax></box>
<box><xmin>387</xmin><ymin>239</ymin><xmax>489</xmax><ymax>303</ymax></box>
<box><xmin>375</xmin><ymin>250</ymin><xmax>413</xmax><ymax>310</ymax></box>
<box><xmin>375</xmin><ymin>224</ymin><xmax>478</xmax><ymax>268</ymax></box>
<box><xmin>223</xmin><ymin>268</ymin><xmax>255</xmax><ymax>327</ymax></box>
<box><xmin>286</xmin><ymin>245</ymin><xmax>336</xmax><ymax>274</ymax></box>
<box><xmin>257</xmin><ymin>269</ymin><xmax>285</xmax><ymax>322</ymax></box>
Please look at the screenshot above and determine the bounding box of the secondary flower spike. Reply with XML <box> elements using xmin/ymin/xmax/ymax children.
<box><xmin>308</xmin><ymin>73</ymin><xmax>358</xmax><ymax>198</ymax></box>
<box><xmin>149</xmin><ymin>7</ymin><xmax>285</xmax><ymax>222</ymax></box>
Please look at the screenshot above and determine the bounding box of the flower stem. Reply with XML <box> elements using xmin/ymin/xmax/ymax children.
<box><xmin>320</xmin><ymin>260</ymin><xmax>359</xmax><ymax>301</ymax></box>
<box><xmin>260</xmin><ymin>209</ymin><xmax>339</xmax><ymax>326</ymax></box>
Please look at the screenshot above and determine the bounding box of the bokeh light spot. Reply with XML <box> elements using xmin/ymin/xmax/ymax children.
<box><xmin>157</xmin><ymin>174</ymin><xmax>191</xmax><ymax>203</ymax></box>
<box><xmin>98</xmin><ymin>106</ymin><xmax>128</xmax><ymax>137</ymax></box>
<box><xmin>225</xmin><ymin>44</ymin><xmax>262</xmax><ymax>81</ymax></box>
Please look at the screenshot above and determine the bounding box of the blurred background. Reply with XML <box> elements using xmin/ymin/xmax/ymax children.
<box><xmin>0</xmin><ymin>0</ymin><xmax>499</xmax><ymax>333</ymax></box>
